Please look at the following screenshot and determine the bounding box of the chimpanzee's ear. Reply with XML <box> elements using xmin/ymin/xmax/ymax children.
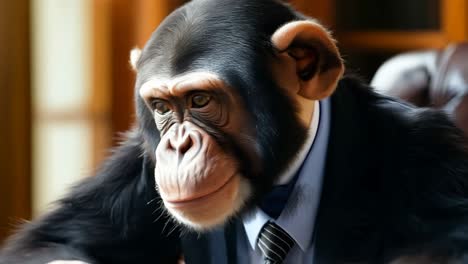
<box><xmin>271</xmin><ymin>20</ymin><xmax>345</xmax><ymax>100</ymax></box>
<box><xmin>130</xmin><ymin>47</ymin><xmax>142</xmax><ymax>71</ymax></box>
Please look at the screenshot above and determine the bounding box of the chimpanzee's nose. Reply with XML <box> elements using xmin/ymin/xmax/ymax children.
<box><xmin>167</xmin><ymin>124</ymin><xmax>198</xmax><ymax>156</ymax></box>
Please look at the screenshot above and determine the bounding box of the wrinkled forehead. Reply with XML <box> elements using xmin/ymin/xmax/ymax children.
<box><xmin>136</xmin><ymin>54</ymin><xmax>253</xmax><ymax>98</ymax></box>
<box><xmin>139</xmin><ymin>71</ymin><xmax>230</xmax><ymax>101</ymax></box>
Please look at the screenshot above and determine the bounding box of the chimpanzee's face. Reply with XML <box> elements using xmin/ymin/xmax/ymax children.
<box><xmin>132</xmin><ymin>0</ymin><xmax>343</xmax><ymax>230</ymax></box>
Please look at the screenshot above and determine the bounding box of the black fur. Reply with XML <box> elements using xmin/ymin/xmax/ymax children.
<box><xmin>1</xmin><ymin>0</ymin><xmax>468</xmax><ymax>263</ymax></box>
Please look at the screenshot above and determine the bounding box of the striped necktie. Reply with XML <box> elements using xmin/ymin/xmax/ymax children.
<box><xmin>257</xmin><ymin>221</ymin><xmax>295</xmax><ymax>264</ymax></box>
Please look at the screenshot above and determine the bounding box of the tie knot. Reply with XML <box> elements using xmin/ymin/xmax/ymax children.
<box><xmin>257</xmin><ymin>221</ymin><xmax>295</xmax><ymax>264</ymax></box>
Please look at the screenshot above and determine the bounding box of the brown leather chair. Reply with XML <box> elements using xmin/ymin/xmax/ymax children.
<box><xmin>371</xmin><ymin>43</ymin><xmax>468</xmax><ymax>137</ymax></box>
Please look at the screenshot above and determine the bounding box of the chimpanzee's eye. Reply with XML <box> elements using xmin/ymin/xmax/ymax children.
<box><xmin>152</xmin><ymin>100</ymin><xmax>171</xmax><ymax>115</ymax></box>
<box><xmin>191</xmin><ymin>93</ymin><xmax>211</xmax><ymax>108</ymax></box>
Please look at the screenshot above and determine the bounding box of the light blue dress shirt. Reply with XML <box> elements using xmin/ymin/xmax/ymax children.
<box><xmin>237</xmin><ymin>98</ymin><xmax>331</xmax><ymax>263</ymax></box>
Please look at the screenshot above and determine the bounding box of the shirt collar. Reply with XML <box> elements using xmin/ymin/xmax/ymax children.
<box><xmin>243</xmin><ymin>99</ymin><xmax>330</xmax><ymax>251</ymax></box>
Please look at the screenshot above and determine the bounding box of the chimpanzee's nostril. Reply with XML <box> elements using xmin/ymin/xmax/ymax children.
<box><xmin>178</xmin><ymin>136</ymin><xmax>193</xmax><ymax>155</ymax></box>
<box><xmin>166</xmin><ymin>138</ymin><xmax>175</xmax><ymax>151</ymax></box>
<box><xmin>167</xmin><ymin>133</ymin><xmax>195</xmax><ymax>155</ymax></box>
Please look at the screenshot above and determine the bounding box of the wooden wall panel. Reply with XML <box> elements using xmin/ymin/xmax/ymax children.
<box><xmin>289</xmin><ymin>0</ymin><xmax>335</xmax><ymax>28</ymax></box>
<box><xmin>91</xmin><ymin>0</ymin><xmax>113</xmax><ymax>166</ymax></box>
<box><xmin>109</xmin><ymin>1</ymin><xmax>138</xmax><ymax>137</ymax></box>
<box><xmin>442</xmin><ymin>0</ymin><xmax>467</xmax><ymax>42</ymax></box>
<box><xmin>0</xmin><ymin>0</ymin><xmax>32</xmax><ymax>244</ymax></box>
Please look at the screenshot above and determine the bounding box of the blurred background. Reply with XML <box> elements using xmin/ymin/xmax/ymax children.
<box><xmin>0</xmin><ymin>0</ymin><xmax>466</xmax><ymax>244</ymax></box>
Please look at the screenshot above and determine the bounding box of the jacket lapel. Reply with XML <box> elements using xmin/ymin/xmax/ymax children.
<box><xmin>225</xmin><ymin>220</ymin><xmax>239</xmax><ymax>264</ymax></box>
<box><xmin>181</xmin><ymin>232</ymin><xmax>212</xmax><ymax>264</ymax></box>
<box><xmin>181</xmin><ymin>220</ymin><xmax>239</xmax><ymax>264</ymax></box>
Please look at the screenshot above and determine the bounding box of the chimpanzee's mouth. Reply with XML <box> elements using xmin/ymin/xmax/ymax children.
<box><xmin>164</xmin><ymin>173</ymin><xmax>237</xmax><ymax>208</ymax></box>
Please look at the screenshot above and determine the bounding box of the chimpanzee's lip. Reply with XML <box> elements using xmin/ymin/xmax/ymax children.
<box><xmin>164</xmin><ymin>174</ymin><xmax>236</xmax><ymax>208</ymax></box>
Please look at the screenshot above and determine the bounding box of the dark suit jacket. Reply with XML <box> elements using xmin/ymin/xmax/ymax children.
<box><xmin>180</xmin><ymin>77</ymin><xmax>468</xmax><ymax>264</ymax></box>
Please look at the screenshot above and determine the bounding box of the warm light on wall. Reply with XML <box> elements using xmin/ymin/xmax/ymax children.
<box><xmin>31</xmin><ymin>0</ymin><xmax>94</xmax><ymax>216</ymax></box>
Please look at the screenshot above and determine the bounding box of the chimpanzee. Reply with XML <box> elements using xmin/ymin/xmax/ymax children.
<box><xmin>1</xmin><ymin>0</ymin><xmax>468</xmax><ymax>263</ymax></box>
